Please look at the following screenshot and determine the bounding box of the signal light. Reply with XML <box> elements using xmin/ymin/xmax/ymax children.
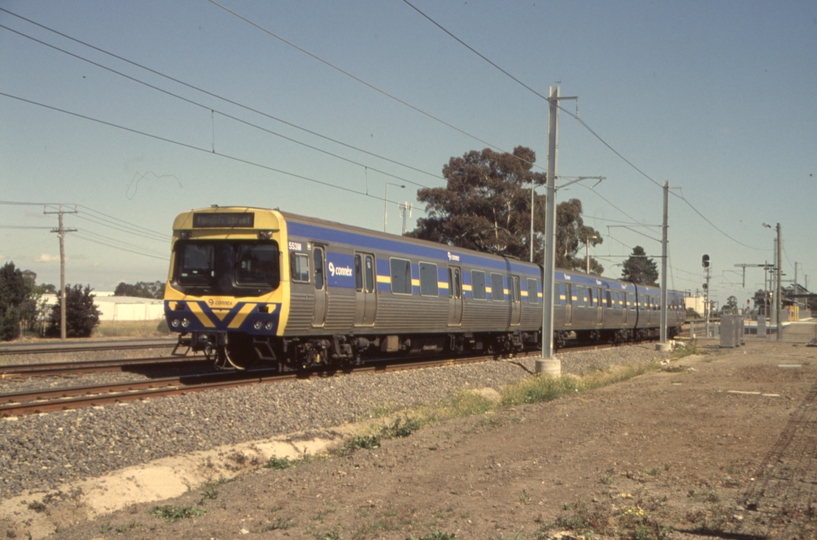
<box><xmin>702</xmin><ymin>254</ymin><xmax>710</xmax><ymax>268</ymax></box>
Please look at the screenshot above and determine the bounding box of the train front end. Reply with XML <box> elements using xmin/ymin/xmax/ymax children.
<box><xmin>163</xmin><ymin>207</ymin><xmax>290</xmax><ymax>368</ymax></box>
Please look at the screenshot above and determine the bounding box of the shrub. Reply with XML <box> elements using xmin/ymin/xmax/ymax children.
<box><xmin>46</xmin><ymin>284</ymin><xmax>101</xmax><ymax>338</ymax></box>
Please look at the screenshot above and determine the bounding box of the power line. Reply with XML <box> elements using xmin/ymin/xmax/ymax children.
<box><xmin>0</xmin><ymin>9</ymin><xmax>440</xmax><ymax>185</ymax></box>
<box><xmin>207</xmin><ymin>1</ymin><xmax>520</xmax><ymax>163</ymax></box>
<box><xmin>73</xmin><ymin>233</ymin><xmax>168</xmax><ymax>261</ymax></box>
<box><xmin>400</xmin><ymin>2</ymin><xmax>766</xmax><ymax>253</ymax></box>
<box><xmin>0</xmin><ymin>91</ymin><xmax>429</xmax><ymax>210</ymax></box>
<box><xmin>0</xmin><ymin>21</ymin><xmax>432</xmax><ymax>189</ymax></box>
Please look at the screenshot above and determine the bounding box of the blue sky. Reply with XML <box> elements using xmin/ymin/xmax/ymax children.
<box><xmin>1</xmin><ymin>0</ymin><xmax>815</xmax><ymax>310</ymax></box>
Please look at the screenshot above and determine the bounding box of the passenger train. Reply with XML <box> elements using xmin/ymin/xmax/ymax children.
<box><xmin>163</xmin><ymin>206</ymin><xmax>685</xmax><ymax>369</ymax></box>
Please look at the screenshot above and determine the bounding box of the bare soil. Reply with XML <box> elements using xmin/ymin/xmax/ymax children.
<box><xmin>6</xmin><ymin>340</ymin><xmax>817</xmax><ymax>539</ymax></box>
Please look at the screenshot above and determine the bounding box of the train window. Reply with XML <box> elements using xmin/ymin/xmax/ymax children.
<box><xmin>354</xmin><ymin>255</ymin><xmax>363</xmax><ymax>291</ymax></box>
<box><xmin>471</xmin><ymin>271</ymin><xmax>486</xmax><ymax>300</ymax></box>
<box><xmin>565</xmin><ymin>284</ymin><xmax>573</xmax><ymax>305</ymax></box>
<box><xmin>528</xmin><ymin>278</ymin><xmax>539</xmax><ymax>304</ymax></box>
<box><xmin>511</xmin><ymin>276</ymin><xmax>521</xmax><ymax>302</ymax></box>
<box><xmin>575</xmin><ymin>286</ymin><xmax>585</xmax><ymax>306</ymax></box>
<box><xmin>365</xmin><ymin>255</ymin><xmax>375</xmax><ymax>293</ymax></box>
<box><xmin>606</xmin><ymin>290</ymin><xmax>613</xmax><ymax>308</ymax></box>
<box><xmin>291</xmin><ymin>253</ymin><xmax>309</xmax><ymax>283</ymax></box>
<box><xmin>448</xmin><ymin>267</ymin><xmax>462</xmax><ymax>298</ymax></box>
<box><xmin>178</xmin><ymin>243</ymin><xmax>214</xmax><ymax>284</ymax></box>
<box><xmin>313</xmin><ymin>248</ymin><xmax>325</xmax><ymax>290</ymax></box>
<box><xmin>390</xmin><ymin>258</ymin><xmax>412</xmax><ymax>295</ymax></box>
<box><xmin>587</xmin><ymin>288</ymin><xmax>595</xmax><ymax>307</ymax></box>
<box><xmin>235</xmin><ymin>244</ymin><xmax>279</xmax><ymax>287</ymax></box>
<box><xmin>491</xmin><ymin>273</ymin><xmax>505</xmax><ymax>301</ymax></box>
<box><xmin>419</xmin><ymin>262</ymin><xmax>438</xmax><ymax>296</ymax></box>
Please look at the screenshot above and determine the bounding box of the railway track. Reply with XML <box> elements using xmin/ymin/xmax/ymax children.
<box><xmin>0</xmin><ymin>355</ymin><xmax>209</xmax><ymax>378</ymax></box>
<box><xmin>0</xmin><ymin>340</ymin><xmax>658</xmax><ymax>417</ymax></box>
<box><xmin>0</xmin><ymin>338</ymin><xmax>177</xmax><ymax>356</ymax></box>
<box><xmin>0</xmin><ymin>353</ymin><xmax>507</xmax><ymax>418</ymax></box>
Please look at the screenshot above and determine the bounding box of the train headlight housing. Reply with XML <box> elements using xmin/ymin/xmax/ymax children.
<box><xmin>171</xmin><ymin>319</ymin><xmax>180</xmax><ymax>328</ymax></box>
<box><xmin>181</xmin><ymin>318</ymin><xmax>190</xmax><ymax>328</ymax></box>
<box><xmin>253</xmin><ymin>321</ymin><xmax>263</xmax><ymax>330</ymax></box>
<box><xmin>265</xmin><ymin>321</ymin><xmax>274</xmax><ymax>331</ymax></box>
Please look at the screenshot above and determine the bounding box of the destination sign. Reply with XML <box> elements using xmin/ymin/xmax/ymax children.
<box><xmin>193</xmin><ymin>213</ymin><xmax>254</xmax><ymax>228</ymax></box>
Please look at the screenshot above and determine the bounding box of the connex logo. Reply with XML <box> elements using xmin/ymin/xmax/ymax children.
<box><xmin>447</xmin><ymin>251</ymin><xmax>460</xmax><ymax>262</ymax></box>
<box><xmin>328</xmin><ymin>262</ymin><xmax>353</xmax><ymax>277</ymax></box>
<box><xmin>208</xmin><ymin>299</ymin><xmax>234</xmax><ymax>306</ymax></box>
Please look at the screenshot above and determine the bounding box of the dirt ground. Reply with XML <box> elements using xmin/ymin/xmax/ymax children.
<box><xmin>5</xmin><ymin>338</ymin><xmax>817</xmax><ymax>539</ymax></box>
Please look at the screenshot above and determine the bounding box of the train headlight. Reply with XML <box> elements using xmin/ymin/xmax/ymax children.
<box><xmin>253</xmin><ymin>321</ymin><xmax>263</xmax><ymax>330</ymax></box>
<box><xmin>265</xmin><ymin>321</ymin><xmax>274</xmax><ymax>331</ymax></box>
<box><xmin>181</xmin><ymin>318</ymin><xmax>190</xmax><ymax>328</ymax></box>
<box><xmin>171</xmin><ymin>319</ymin><xmax>180</xmax><ymax>328</ymax></box>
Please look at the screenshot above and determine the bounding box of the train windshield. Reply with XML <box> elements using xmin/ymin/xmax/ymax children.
<box><xmin>173</xmin><ymin>240</ymin><xmax>280</xmax><ymax>296</ymax></box>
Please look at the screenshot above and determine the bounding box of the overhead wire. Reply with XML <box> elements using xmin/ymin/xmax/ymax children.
<box><xmin>0</xmin><ymin>9</ymin><xmax>441</xmax><ymax>184</ymax></box>
<box><xmin>206</xmin><ymin>1</ymin><xmax>526</xmax><ymax>166</ymax></box>
<box><xmin>0</xmin><ymin>91</ymin><xmax>421</xmax><ymax>212</ymax></box>
<box><xmin>402</xmin><ymin>1</ymin><xmax>766</xmax><ymax>253</ymax></box>
<box><xmin>0</xmin><ymin>20</ymin><xmax>431</xmax><ymax>189</ymax></box>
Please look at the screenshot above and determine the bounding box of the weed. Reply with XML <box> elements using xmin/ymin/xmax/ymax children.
<box><xmin>542</xmin><ymin>500</ymin><xmax>673</xmax><ymax>540</ymax></box>
<box><xmin>645</xmin><ymin>467</ymin><xmax>661</xmax><ymax>476</ymax></box>
<box><xmin>688</xmin><ymin>489</ymin><xmax>719</xmax><ymax>503</ymax></box>
<box><xmin>413</xmin><ymin>531</ymin><xmax>456</xmax><ymax>540</ymax></box>
<box><xmin>148</xmin><ymin>505</ymin><xmax>206</xmax><ymax>522</ymax></box>
<box><xmin>314</xmin><ymin>528</ymin><xmax>343</xmax><ymax>539</ymax></box>
<box><xmin>264</xmin><ymin>456</ymin><xmax>292</xmax><ymax>470</ymax></box>
<box><xmin>199</xmin><ymin>484</ymin><xmax>219</xmax><ymax>503</ymax></box>
<box><xmin>26</xmin><ymin>501</ymin><xmax>47</xmax><ymax>513</ymax></box>
<box><xmin>100</xmin><ymin>523</ymin><xmax>112</xmax><ymax>533</ymax></box>
<box><xmin>518</xmin><ymin>490</ymin><xmax>531</xmax><ymax>504</ymax></box>
<box><xmin>353</xmin><ymin>434</ymin><xmax>381</xmax><ymax>450</ymax></box>
<box><xmin>381</xmin><ymin>416</ymin><xmax>422</xmax><ymax>439</ymax></box>
<box><xmin>262</xmin><ymin>516</ymin><xmax>294</xmax><ymax>531</ymax></box>
<box><xmin>725</xmin><ymin>462</ymin><xmax>742</xmax><ymax>475</ymax></box>
<box><xmin>115</xmin><ymin>521</ymin><xmax>141</xmax><ymax>533</ymax></box>
<box><xmin>672</xmin><ymin>342</ymin><xmax>703</xmax><ymax>360</ymax></box>
<box><xmin>601</xmin><ymin>475</ymin><xmax>615</xmax><ymax>485</ymax></box>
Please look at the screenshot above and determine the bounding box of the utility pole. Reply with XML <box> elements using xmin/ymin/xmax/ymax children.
<box><xmin>703</xmin><ymin>255</ymin><xmax>711</xmax><ymax>338</ymax></box>
<box><xmin>659</xmin><ymin>181</ymin><xmax>669</xmax><ymax>348</ymax></box>
<box><xmin>44</xmin><ymin>205</ymin><xmax>78</xmax><ymax>340</ymax></box>
<box><xmin>539</xmin><ymin>85</ymin><xmax>561</xmax><ymax>367</ymax></box>
<box><xmin>775</xmin><ymin>223</ymin><xmax>782</xmax><ymax>341</ymax></box>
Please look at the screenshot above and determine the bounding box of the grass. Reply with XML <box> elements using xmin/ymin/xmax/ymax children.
<box><xmin>148</xmin><ymin>504</ymin><xmax>206</xmax><ymax>522</ymax></box>
<box><xmin>264</xmin><ymin>456</ymin><xmax>292</xmax><ymax>470</ymax></box>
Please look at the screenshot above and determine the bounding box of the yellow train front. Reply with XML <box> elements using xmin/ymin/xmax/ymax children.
<box><xmin>163</xmin><ymin>207</ymin><xmax>290</xmax><ymax>369</ymax></box>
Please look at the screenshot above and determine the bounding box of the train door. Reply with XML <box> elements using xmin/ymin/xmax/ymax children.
<box><xmin>596</xmin><ymin>288</ymin><xmax>604</xmax><ymax>325</ymax></box>
<box><xmin>447</xmin><ymin>266</ymin><xmax>463</xmax><ymax>326</ymax></box>
<box><xmin>354</xmin><ymin>253</ymin><xmax>377</xmax><ymax>326</ymax></box>
<box><xmin>510</xmin><ymin>275</ymin><xmax>521</xmax><ymax>326</ymax></box>
<box><xmin>622</xmin><ymin>292</ymin><xmax>629</xmax><ymax>325</ymax></box>
<box><xmin>564</xmin><ymin>284</ymin><xmax>573</xmax><ymax>325</ymax></box>
<box><xmin>312</xmin><ymin>245</ymin><xmax>327</xmax><ymax>327</ymax></box>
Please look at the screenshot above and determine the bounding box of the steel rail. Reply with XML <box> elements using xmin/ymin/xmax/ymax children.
<box><xmin>0</xmin><ymin>338</ymin><xmax>177</xmax><ymax>356</ymax></box>
<box><xmin>0</xmin><ymin>341</ymin><xmax>658</xmax><ymax>417</ymax></box>
<box><xmin>0</xmin><ymin>355</ymin><xmax>208</xmax><ymax>378</ymax></box>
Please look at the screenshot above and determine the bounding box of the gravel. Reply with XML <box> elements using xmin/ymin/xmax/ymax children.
<box><xmin>0</xmin><ymin>344</ymin><xmax>670</xmax><ymax>500</ymax></box>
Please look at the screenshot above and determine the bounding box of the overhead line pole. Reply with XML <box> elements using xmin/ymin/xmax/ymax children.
<box><xmin>44</xmin><ymin>204</ymin><xmax>78</xmax><ymax>340</ymax></box>
<box><xmin>659</xmin><ymin>181</ymin><xmax>669</xmax><ymax>348</ymax></box>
